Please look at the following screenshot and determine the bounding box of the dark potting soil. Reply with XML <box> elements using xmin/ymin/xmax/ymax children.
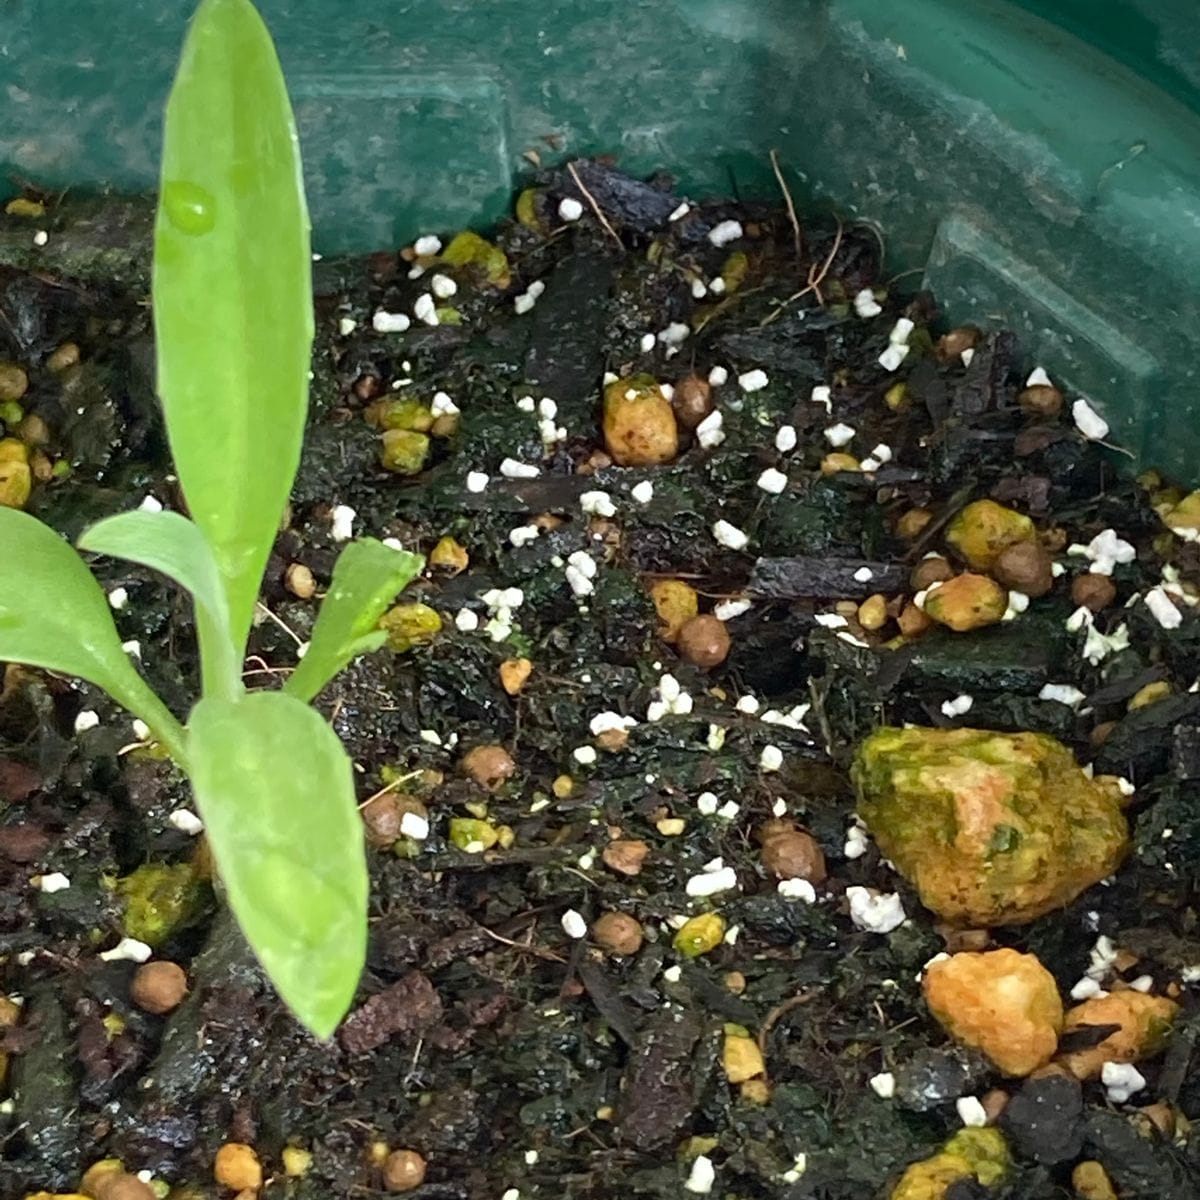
<box><xmin>0</xmin><ymin>162</ymin><xmax>1198</xmax><ymax>1199</ymax></box>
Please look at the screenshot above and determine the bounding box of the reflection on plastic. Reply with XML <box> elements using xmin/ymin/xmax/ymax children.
<box><xmin>671</xmin><ymin>0</ymin><xmax>828</xmax><ymax>58</ymax></box>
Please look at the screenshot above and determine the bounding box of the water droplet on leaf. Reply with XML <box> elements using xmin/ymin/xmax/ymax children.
<box><xmin>163</xmin><ymin>181</ymin><xmax>216</xmax><ymax>235</ymax></box>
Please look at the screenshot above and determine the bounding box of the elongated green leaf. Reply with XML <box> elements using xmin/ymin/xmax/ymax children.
<box><xmin>155</xmin><ymin>0</ymin><xmax>313</xmax><ymax>656</ymax></box>
<box><xmin>285</xmin><ymin>539</ymin><xmax>425</xmax><ymax>703</ymax></box>
<box><xmin>0</xmin><ymin>508</ymin><xmax>186</xmax><ymax>761</ymax></box>
<box><xmin>79</xmin><ymin>510</ymin><xmax>240</xmax><ymax>699</ymax></box>
<box><xmin>187</xmin><ymin>691</ymin><xmax>366</xmax><ymax>1038</ymax></box>
<box><xmin>79</xmin><ymin>510</ymin><xmax>229</xmax><ymax>632</ymax></box>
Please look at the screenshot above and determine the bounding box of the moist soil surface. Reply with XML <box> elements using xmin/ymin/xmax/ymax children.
<box><xmin>0</xmin><ymin>163</ymin><xmax>1198</xmax><ymax>1200</ymax></box>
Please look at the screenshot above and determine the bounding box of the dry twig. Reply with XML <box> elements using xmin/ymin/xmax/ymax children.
<box><xmin>757</xmin><ymin>990</ymin><xmax>815</xmax><ymax>1080</ymax></box>
<box><xmin>760</xmin><ymin>216</ymin><xmax>845</xmax><ymax>326</ymax></box>
<box><xmin>770</xmin><ymin>148</ymin><xmax>803</xmax><ymax>259</ymax></box>
<box><xmin>254</xmin><ymin>600</ymin><xmax>305</xmax><ymax>648</ymax></box>
<box><xmin>567</xmin><ymin>161</ymin><xmax>624</xmax><ymax>249</ymax></box>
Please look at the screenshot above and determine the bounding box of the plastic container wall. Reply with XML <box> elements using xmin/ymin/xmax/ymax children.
<box><xmin>2</xmin><ymin>0</ymin><xmax>1198</xmax><ymax>475</ymax></box>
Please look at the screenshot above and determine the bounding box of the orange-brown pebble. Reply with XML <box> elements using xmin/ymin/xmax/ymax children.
<box><xmin>923</xmin><ymin>573</ymin><xmax>1008</xmax><ymax>632</ymax></box>
<box><xmin>577</xmin><ymin>448</ymin><xmax>612</xmax><ymax>476</ymax></box>
<box><xmin>897</xmin><ymin>601</ymin><xmax>933</xmax><ymax>638</ymax></box>
<box><xmin>0</xmin><ymin>362</ymin><xmax>28</xmax><ymax>402</ymax></box>
<box><xmin>428</xmin><ymin>536</ymin><xmax>468</xmax><ymax>574</ymax></box>
<box><xmin>722</xmin><ymin>1029</ymin><xmax>766</xmax><ymax>1083</ymax></box>
<box><xmin>922</xmin><ymin>949</ymin><xmax>1064</xmax><ymax>1076</ymax></box>
<box><xmin>0</xmin><ymin>438</ymin><xmax>31</xmax><ymax>509</ymax></box>
<box><xmin>938</xmin><ymin>927</ymin><xmax>991</xmax><ymax>954</ymax></box>
<box><xmin>602</xmin><ymin>839</ymin><xmax>649</xmax><ymax>877</ymax></box>
<box><xmin>499</xmin><ymin>657</ymin><xmax>533</xmax><ymax>695</ymax></box>
<box><xmin>47</xmin><ymin>342</ymin><xmax>81</xmax><ymax>373</ymax></box>
<box><xmin>936</xmin><ymin>327</ymin><xmax>980</xmax><ymax>360</ymax></box>
<box><xmin>1040</xmin><ymin>526</ymin><xmax>1069</xmax><ymax>553</ymax></box>
<box><xmin>724</xmin><ymin>971</ymin><xmax>747</xmax><ymax>994</ymax></box>
<box><xmin>80</xmin><ymin>1159</ymin><xmax>123</xmax><ymax>1198</ymax></box>
<box><xmin>460</xmin><ymin>744</ymin><xmax>516</xmax><ymax>790</ymax></box>
<box><xmin>1139</xmin><ymin>1101</ymin><xmax>1178</xmax><ymax>1137</ymax></box>
<box><xmin>383</xmin><ymin>1149</ymin><xmax>427</xmax><ymax>1193</ymax></box>
<box><xmin>595</xmin><ymin>727</ymin><xmax>630</xmax><ymax>753</ymax></box>
<box><xmin>759</xmin><ymin>823</ymin><xmax>827</xmax><ymax>883</ymax></box>
<box><xmin>93</xmin><ymin>1173</ymin><xmax>156</xmax><ymax>1200</ymax></box>
<box><xmin>1071</xmin><ymin>1161</ymin><xmax>1117</xmax><ymax>1200</ymax></box>
<box><xmin>650</xmin><ymin>579</ymin><xmax>699</xmax><ymax>643</ymax></box>
<box><xmin>214</xmin><ymin>1142</ymin><xmax>263</xmax><ymax>1192</ymax></box>
<box><xmin>857</xmin><ymin>594</ymin><xmax>889</xmax><ymax>631</ymax></box>
<box><xmin>677</xmin><ymin>614</ymin><xmax>730</xmax><ymax>669</ymax></box>
<box><xmin>430</xmin><ymin>413</ymin><xmax>459</xmax><ymax>439</ymax></box>
<box><xmin>1071</xmin><ymin>573</ymin><xmax>1116</xmax><ymax>612</ymax></box>
<box><xmin>602</xmin><ymin>376</ymin><xmax>678</xmax><ymax>466</ymax></box>
<box><xmin>592</xmin><ymin>911</ymin><xmax>644</xmax><ymax>956</ymax></box>
<box><xmin>980</xmin><ymin>1089</ymin><xmax>1009</xmax><ymax>1123</ymax></box>
<box><xmin>353</xmin><ymin>373</ymin><xmax>384</xmax><ymax>402</ymax></box>
<box><xmin>16</xmin><ymin>413</ymin><xmax>49</xmax><ymax>447</ymax></box>
<box><xmin>896</xmin><ymin>507</ymin><xmax>933</xmax><ymax>539</ymax></box>
<box><xmin>1019</xmin><ymin>384</ymin><xmax>1064</xmax><ymax>418</ymax></box>
<box><xmin>1057</xmin><ymin>991</ymin><xmax>1179</xmax><ymax>1080</ymax></box>
<box><xmin>1128</xmin><ymin>681</ymin><xmax>1171</xmax><ymax>711</ymax></box>
<box><xmin>821</xmin><ymin>452</ymin><xmax>860</xmax><ymax>475</ymax></box>
<box><xmin>130</xmin><ymin>960</ymin><xmax>188</xmax><ymax>1016</ymax></box>
<box><xmin>946</xmin><ymin>498</ymin><xmax>1036</xmax><ymax>570</ymax></box>
<box><xmin>285</xmin><ymin>562</ymin><xmax>316</xmax><ymax>600</ymax></box>
<box><xmin>28</xmin><ymin>449</ymin><xmax>53</xmax><ymax>483</ymax></box>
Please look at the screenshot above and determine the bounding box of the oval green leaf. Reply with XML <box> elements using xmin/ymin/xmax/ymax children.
<box><xmin>285</xmin><ymin>539</ymin><xmax>425</xmax><ymax>703</ymax></box>
<box><xmin>186</xmin><ymin>691</ymin><xmax>367</xmax><ymax>1038</ymax></box>
<box><xmin>154</xmin><ymin>0</ymin><xmax>313</xmax><ymax>655</ymax></box>
<box><xmin>0</xmin><ymin>507</ymin><xmax>186</xmax><ymax>760</ymax></box>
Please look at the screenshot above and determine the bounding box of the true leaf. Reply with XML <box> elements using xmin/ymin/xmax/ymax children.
<box><xmin>0</xmin><ymin>508</ymin><xmax>186</xmax><ymax>760</ymax></box>
<box><xmin>154</xmin><ymin>0</ymin><xmax>313</xmax><ymax>656</ymax></box>
<box><xmin>79</xmin><ymin>509</ymin><xmax>239</xmax><ymax>699</ymax></box>
<box><xmin>285</xmin><ymin>539</ymin><xmax>424</xmax><ymax>703</ymax></box>
<box><xmin>186</xmin><ymin>690</ymin><xmax>367</xmax><ymax>1038</ymax></box>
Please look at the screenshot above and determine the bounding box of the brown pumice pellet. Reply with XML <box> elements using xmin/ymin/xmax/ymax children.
<box><xmin>1072</xmin><ymin>573</ymin><xmax>1116</xmax><ymax>612</ymax></box>
<box><xmin>130</xmin><ymin>960</ymin><xmax>189</xmax><ymax>1015</ymax></box>
<box><xmin>591</xmin><ymin>911</ymin><xmax>644</xmax><ymax>956</ymax></box>
<box><xmin>671</xmin><ymin>374</ymin><xmax>714</xmax><ymax>429</ymax></box>
<box><xmin>383</xmin><ymin>1149</ymin><xmax>427</xmax><ymax>1193</ymax></box>
<box><xmin>992</xmin><ymin>540</ymin><xmax>1054</xmax><ymax>597</ymax></box>
<box><xmin>676</xmin><ymin>614</ymin><xmax>730</xmax><ymax>668</ymax></box>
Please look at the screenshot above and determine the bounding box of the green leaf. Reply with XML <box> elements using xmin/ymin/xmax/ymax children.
<box><xmin>285</xmin><ymin>539</ymin><xmax>424</xmax><ymax>703</ymax></box>
<box><xmin>155</xmin><ymin>0</ymin><xmax>313</xmax><ymax>656</ymax></box>
<box><xmin>79</xmin><ymin>510</ymin><xmax>240</xmax><ymax>699</ymax></box>
<box><xmin>187</xmin><ymin>691</ymin><xmax>366</xmax><ymax>1038</ymax></box>
<box><xmin>0</xmin><ymin>508</ymin><xmax>186</xmax><ymax>761</ymax></box>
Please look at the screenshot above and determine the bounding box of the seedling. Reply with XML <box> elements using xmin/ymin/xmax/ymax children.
<box><xmin>0</xmin><ymin>0</ymin><xmax>422</xmax><ymax>1037</ymax></box>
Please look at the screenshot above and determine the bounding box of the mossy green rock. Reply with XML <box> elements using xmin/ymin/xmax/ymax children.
<box><xmin>379</xmin><ymin>429</ymin><xmax>430</xmax><ymax>474</ymax></box>
<box><xmin>891</xmin><ymin>1127</ymin><xmax>1010</xmax><ymax>1199</ymax></box>
<box><xmin>118</xmin><ymin>861</ymin><xmax>208</xmax><ymax>946</ymax></box>
<box><xmin>853</xmin><ymin>727</ymin><xmax>1128</xmax><ymax>926</ymax></box>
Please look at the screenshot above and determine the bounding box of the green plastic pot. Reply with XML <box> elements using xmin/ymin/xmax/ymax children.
<box><xmin>3</xmin><ymin>0</ymin><xmax>1198</xmax><ymax>474</ymax></box>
